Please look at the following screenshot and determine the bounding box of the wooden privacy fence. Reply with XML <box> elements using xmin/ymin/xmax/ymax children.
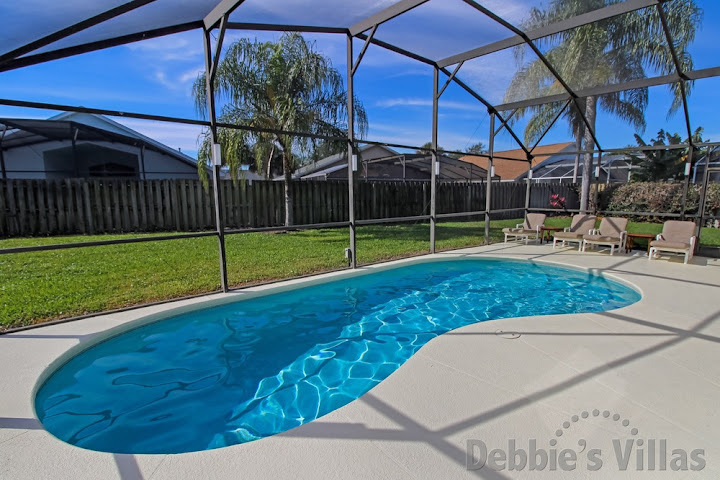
<box><xmin>0</xmin><ymin>179</ymin><xmax>579</xmax><ymax>237</ymax></box>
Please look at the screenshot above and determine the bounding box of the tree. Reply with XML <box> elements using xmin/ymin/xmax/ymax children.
<box><xmin>416</xmin><ymin>142</ymin><xmax>463</xmax><ymax>158</ymax></box>
<box><xmin>416</xmin><ymin>141</ymin><xmax>441</xmax><ymax>154</ymax></box>
<box><xmin>467</xmin><ymin>142</ymin><xmax>488</xmax><ymax>155</ymax></box>
<box><xmin>629</xmin><ymin>127</ymin><xmax>706</xmax><ymax>181</ymax></box>
<box><xmin>505</xmin><ymin>0</ymin><xmax>702</xmax><ymax>211</ymax></box>
<box><xmin>193</xmin><ymin>33</ymin><xmax>368</xmax><ymax>226</ymax></box>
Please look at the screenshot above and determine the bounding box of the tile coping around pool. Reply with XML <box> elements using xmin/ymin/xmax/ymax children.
<box><xmin>2</xmin><ymin>243</ymin><xmax>719</xmax><ymax>480</ymax></box>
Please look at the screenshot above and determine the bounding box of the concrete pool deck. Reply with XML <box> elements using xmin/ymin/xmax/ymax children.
<box><xmin>1</xmin><ymin>243</ymin><xmax>719</xmax><ymax>479</ymax></box>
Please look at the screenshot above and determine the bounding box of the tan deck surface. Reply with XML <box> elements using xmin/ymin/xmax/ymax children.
<box><xmin>1</xmin><ymin>244</ymin><xmax>719</xmax><ymax>479</ymax></box>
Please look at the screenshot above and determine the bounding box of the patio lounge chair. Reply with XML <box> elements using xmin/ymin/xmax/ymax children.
<box><xmin>502</xmin><ymin>213</ymin><xmax>546</xmax><ymax>244</ymax></box>
<box><xmin>649</xmin><ymin>220</ymin><xmax>696</xmax><ymax>264</ymax></box>
<box><xmin>552</xmin><ymin>214</ymin><xmax>597</xmax><ymax>250</ymax></box>
<box><xmin>581</xmin><ymin>217</ymin><xmax>628</xmax><ymax>255</ymax></box>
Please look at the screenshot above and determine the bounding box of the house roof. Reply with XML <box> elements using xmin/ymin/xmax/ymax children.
<box><xmin>0</xmin><ymin>112</ymin><xmax>201</xmax><ymax>170</ymax></box>
<box><xmin>460</xmin><ymin>142</ymin><xmax>574</xmax><ymax>180</ymax></box>
<box><xmin>292</xmin><ymin>144</ymin><xmax>397</xmax><ymax>179</ymax></box>
<box><xmin>296</xmin><ymin>145</ymin><xmax>491</xmax><ymax>181</ymax></box>
<box><xmin>302</xmin><ymin>154</ymin><xmax>490</xmax><ymax>181</ymax></box>
<box><xmin>517</xmin><ymin>151</ymin><xmax>636</xmax><ymax>183</ymax></box>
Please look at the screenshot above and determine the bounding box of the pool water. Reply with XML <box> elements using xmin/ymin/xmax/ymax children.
<box><xmin>35</xmin><ymin>259</ymin><xmax>640</xmax><ymax>454</ymax></box>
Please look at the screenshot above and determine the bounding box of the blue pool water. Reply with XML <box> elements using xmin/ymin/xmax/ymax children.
<box><xmin>35</xmin><ymin>259</ymin><xmax>640</xmax><ymax>454</ymax></box>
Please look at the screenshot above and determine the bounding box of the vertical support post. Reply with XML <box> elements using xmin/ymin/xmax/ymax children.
<box><xmin>524</xmin><ymin>158</ymin><xmax>532</xmax><ymax>216</ymax></box>
<box><xmin>572</xmin><ymin>125</ymin><xmax>583</xmax><ymax>184</ymax></box>
<box><xmin>485</xmin><ymin>113</ymin><xmax>495</xmax><ymax>244</ymax></box>
<box><xmin>140</xmin><ymin>145</ymin><xmax>147</xmax><ymax>180</ymax></box>
<box><xmin>71</xmin><ymin>126</ymin><xmax>80</xmax><ymax>177</ymax></box>
<box><xmin>680</xmin><ymin>145</ymin><xmax>693</xmax><ymax>221</ymax></box>
<box><xmin>346</xmin><ymin>34</ymin><xmax>357</xmax><ymax>268</ymax></box>
<box><xmin>430</xmin><ymin>66</ymin><xmax>438</xmax><ymax>253</ymax></box>
<box><xmin>0</xmin><ymin>147</ymin><xmax>5</xmax><ymax>181</ymax></box>
<box><xmin>592</xmin><ymin>151</ymin><xmax>601</xmax><ymax>214</ymax></box>
<box><xmin>0</xmin><ymin>126</ymin><xmax>6</xmax><ymax>180</ymax></box>
<box><xmin>695</xmin><ymin>163</ymin><xmax>711</xmax><ymax>250</ymax></box>
<box><xmin>204</xmin><ymin>27</ymin><xmax>228</xmax><ymax>292</ymax></box>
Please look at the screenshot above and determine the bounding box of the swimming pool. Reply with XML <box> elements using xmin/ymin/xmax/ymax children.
<box><xmin>35</xmin><ymin>259</ymin><xmax>640</xmax><ymax>454</ymax></box>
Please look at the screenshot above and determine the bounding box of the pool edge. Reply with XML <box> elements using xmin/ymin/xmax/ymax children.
<box><xmin>30</xmin><ymin>252</ymin><xmax>644</xmax><ymax>442</ymax></box>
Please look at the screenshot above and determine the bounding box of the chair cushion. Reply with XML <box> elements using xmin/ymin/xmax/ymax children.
<box><xmin>584</xmin><ymin>234</ymin><xmax>621</xmax><ymax>244</ymax></box>
<box><xmin>554</xmin><ymin>231</ymin><xmax>583</xmax><ymax>240</ymax></box>
<box><xmin>598</xmin><ymin>217</ymin><xmax>628</xmax><ymax>237</ymax></box>
<box><xmin>526</xmin><ymin>213</ymin><xmax>546</xmax><ymax>230</ymax></box>
<box><xmin>660</xmin><ymin>221</ymin><xmax>695</xmax><ymax>243</ymax></box>
<box><xmin>650</xmin><ymin>240</ymin><xmax>691</xmax><ymax>250</ymax></box>
<box><xmin>568</xmin><ymin>214</ymin><xmax>597</xmax><ymax>234</ymax></box>
<box><xmin>503</xmin><ymin>228</ymin><xmax>535</xmax><ymax>234</ymax></box>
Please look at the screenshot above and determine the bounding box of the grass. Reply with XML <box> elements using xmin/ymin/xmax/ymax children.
<box><xmin>1</xmin><ymin>217</ymin><xmax>718</xmax><ymax>330</ymax></box>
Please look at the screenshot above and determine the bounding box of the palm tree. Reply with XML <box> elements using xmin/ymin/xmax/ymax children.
<box><xmin>505</xmin><ymin>0</ymin><xmax>702</xmax><ymax>211</ymax></box>
<box><xmin>193</xmin><ymin>33</ymin><xmax>368</xmax><ymax>226</ymax></box>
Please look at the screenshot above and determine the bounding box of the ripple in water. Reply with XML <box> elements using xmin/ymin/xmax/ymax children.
<box><xmin>35</xmin><ymin>259</ymin><xmax>640</xmax><ymax>454</ymax></box>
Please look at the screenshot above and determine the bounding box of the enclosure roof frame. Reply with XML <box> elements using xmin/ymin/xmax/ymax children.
<box><xmin>0</xmin><ymin>0</ymin><xmax>718</xmax><ymax>155</ymax></box>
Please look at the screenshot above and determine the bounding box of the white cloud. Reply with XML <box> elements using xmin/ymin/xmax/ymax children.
<box><xmin>124</xmin><ymin>31</ymin><xmax>205</xmax><ymax>93</ymax></box>
<box><xmin>179</xmin><ymin>67</ymin><xmax>205</xmax><ymax>85</ymax></box>
<box><xmin>476</xmin><ymin>0</ymin><xmax>542</xmax><ymax>25</ymax></box>
<box><xmin>0</xmin><ymin>83</ymin><xmax>168</xmax><ymax>105</ymax></box>
<box><xmin>0</xmin><ymin>107</ymin><xmax>49</xmax><ymax>119</ymax></box>
<box><xmin>384</xmin><ymin>68</ymin><xmax>432</xmax><ymax>79</ymax></box>
<box><xmin>115</xmin><ymin>118</ymin><xmax>204</xmax><ymax>156</ymax></box>
<box><xmin>366</xmin><ymin>121</ymin><xmax>430</xmax><ymax>148</ymax></box>
<box><xmin>375</xmin><ymin>97</ymin><xmax>485</xmax><ymax>112</ymax></box>
<box><xmin>455</xmin><ymin>49</ymin><xmax>521</xmax><ymax>105</ymax></box>
<box><xmin>366</xmin><ymin>119</ymin><xmax>489</xmax><ymax>152</ymax></box>
<box><xmin>125</xmin><ymin>31</ymin><xmax>204</xmax><ymax>61</ymax></box>
<box><xmin>150</xmin><ymin>65</ymin><xmax>204</xmax><ymax>92</ymax></box>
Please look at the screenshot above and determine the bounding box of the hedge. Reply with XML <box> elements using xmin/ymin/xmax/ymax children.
<box><xmin>597</xmin><ymin>182</ymin><xmax>720</xmax><ymax>221</ymax></box>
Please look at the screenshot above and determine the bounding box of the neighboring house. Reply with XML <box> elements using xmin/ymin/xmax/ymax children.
<box><xmin>461</xmin><ymin>142</ymin><xmax>574</xmax><ymax>181</ymax></box>
<box><xmin>0</xmin><ymin>112</ymin><xmax>202</xmax><ymax>180</ymax></box>
<box><xmin>516</xmin><ymin>152</ymin><xmax>636</xmax><ymax>184</ymax></box>
<box><xmin>293</xmin><ymin>145</ymin><xmax>491</xmax><ymax>182</ymax></box>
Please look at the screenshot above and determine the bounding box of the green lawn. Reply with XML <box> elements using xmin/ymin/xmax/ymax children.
<box><xmin>1</xmin><ymin>218</ymin><xmax>718</xmax><ymax>330</ymax></box>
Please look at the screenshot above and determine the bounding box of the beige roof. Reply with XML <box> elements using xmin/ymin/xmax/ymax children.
<box><xmin>461</xmin><ymin>142</ymin><xmax>574</xmax><ymax>180</ymax></box>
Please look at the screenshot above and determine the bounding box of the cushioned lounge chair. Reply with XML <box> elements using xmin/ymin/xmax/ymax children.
<box><xmin>649</xmin><ymin>220</ymin><xmax>696</xmax><ymax>264</ymax></box>
<box><xmin>581</xmin><ymin>217</ymin><xmax>628</xmax><ymax>255</ymax></box>
<box><xmin>553</xmin><ymin>214</ymin><xmax>597</xmax><ymax>250</ymax></box>
<box><xmin>502</xmin><ymin>213</ymin><xmax>546</xmax><ymax>244</ymax></box>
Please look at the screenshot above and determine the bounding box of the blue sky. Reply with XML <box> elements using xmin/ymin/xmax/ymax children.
<box><xmin>1</xmin><ymin>0</ymin><xmax>718</xmax><ymax>160</ymax></box>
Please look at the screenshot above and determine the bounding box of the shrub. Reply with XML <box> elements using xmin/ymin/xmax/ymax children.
<box><xmin>703</xmin><ymin>183</ymin><xmax>720</xmax><ymax>216</ymax></box>
<box><xmin>592</xmin><ymin>184</ymin><xmax>620</xmax><ymax>211</ymax></box>
<box><xmin>605</xmin><ymin>181</ymin><xmax>717</xmax><ymax>221</ymax></box>
<box><xmin>608</xmin><ymin>182</ymin><xmax>678</xmax><ymax>218</ymax></box>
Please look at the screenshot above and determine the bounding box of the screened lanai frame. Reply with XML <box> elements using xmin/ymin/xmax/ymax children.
<box><xmin>1</xmin><ymin>0</ymin><xmax>720</xmax><ymax>302</ymax></box>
